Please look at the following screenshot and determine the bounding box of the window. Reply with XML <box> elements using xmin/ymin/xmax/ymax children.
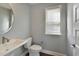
<box><xmin>45</xmin><ymin>6</ymin><xmax>61</xmax><ymax>35</ymax></box>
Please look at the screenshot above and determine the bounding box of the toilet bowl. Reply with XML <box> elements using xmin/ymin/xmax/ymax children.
<box><xmin>29</xmin><ymin>45</ymin><xmax>42</xmax><ymax>56</ymax></box>
<box><xmin>24</xmin><ymin>37</ymin><xmax>42</xmax><ymax>56</ymax></box>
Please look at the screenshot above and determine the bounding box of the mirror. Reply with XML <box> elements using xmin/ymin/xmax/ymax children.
<box><xmin>0</xmin><ymin>6</ymin><xmax>14</xmax><ymax>34</ymax></box>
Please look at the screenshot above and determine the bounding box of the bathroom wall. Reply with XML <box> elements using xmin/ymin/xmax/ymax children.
<box><xmin>0</xmin><ymin>3</ymin><xmax>67</xmax><ymax>55</ymax></box>
<box><xmin>4</xmin><ymin>3</ymin><xmax>31</xmax><ymax>38</ymax></box>
<box><xmin>31</xmin><ymin>3</ymin><xmax>67</xmax><ymax>54</ymax></box>
<box><xmin>0</xmin><ymin>3</ymin><xmax>31</xmax><ymax>55</ymax></box>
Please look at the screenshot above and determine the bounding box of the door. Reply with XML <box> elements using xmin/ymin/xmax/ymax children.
<box><xmin>73</xmin><ymin>4</ymin><xmax>79</xmax><ymax>56</ymax></box>
<box><xmin>67</xmin><ymin>3</ymin><xmax>79</xmax><ymax>56</ymax></box>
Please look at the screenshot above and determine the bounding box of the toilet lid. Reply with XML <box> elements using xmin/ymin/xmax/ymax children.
<box><xmin>30</xmin><ymin>45</ymin><xmax>42</xmax><ymax>50</ymax></box>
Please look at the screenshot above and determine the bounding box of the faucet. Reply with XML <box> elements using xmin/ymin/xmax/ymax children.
<box><xmin>2</xmin><ymin>37</ymin><xmax>10</xmax><ymax>44</ymax></box>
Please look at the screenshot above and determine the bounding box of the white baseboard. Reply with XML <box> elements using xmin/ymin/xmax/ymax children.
<box><xmin>41</xmin><ymin>49</ymin><xmax>66</xmax><ymax>56</ymax></box>
<box><xmin>20</xmin><ymin>49</ymin><xmax>66</xmax><ymax>56</ymax></box>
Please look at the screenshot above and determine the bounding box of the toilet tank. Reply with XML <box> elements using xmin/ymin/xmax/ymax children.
<box><xmin>24</xmin><ymin>37</ymin><xmax>32</xmax><ymax>48</ymax></box>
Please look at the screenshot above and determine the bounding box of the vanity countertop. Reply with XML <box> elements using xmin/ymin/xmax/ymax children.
<box><xmin>0</xmin><ymin>38</ymin><xmax>29</xmax><ymax>56</ymax></box>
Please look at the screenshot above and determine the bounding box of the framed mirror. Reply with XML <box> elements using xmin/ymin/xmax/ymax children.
<box><xmin>0</xmin><ymin>6</ymin><xmax>14</xmax><ymax>34</ymax></box>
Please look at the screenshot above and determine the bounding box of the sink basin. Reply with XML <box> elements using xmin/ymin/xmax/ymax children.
<box><xmin>0</xmin><ymin>39</ymin><xmax>24</xmax><ymax>56</ymax></box>
<box><xmin>0</xmin><ymin>37</ymin><xmax>32</xmax><ymax>56</ymax></box>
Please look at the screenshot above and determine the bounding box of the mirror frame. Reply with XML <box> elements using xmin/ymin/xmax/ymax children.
<box><xmin>0</xmin><ymin>7</ymin><xmax>14</xmax><ymax>34</ymax></box>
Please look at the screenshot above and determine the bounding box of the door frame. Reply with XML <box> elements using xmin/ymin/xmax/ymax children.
<box><xmin>67</xmin><ymin>3</ymin><xmax>75</xmax><ymax>56</ymax></box>
<box><xmin>67</xmin><ymin>3</ymin><xmax>79</xmax><ymax>56</ymax></box>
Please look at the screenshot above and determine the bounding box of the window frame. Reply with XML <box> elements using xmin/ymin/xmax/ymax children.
<box><xmin>45</xmin><ymin>5</ymin><xmax>62</xmax><ymax>35</ymax></box>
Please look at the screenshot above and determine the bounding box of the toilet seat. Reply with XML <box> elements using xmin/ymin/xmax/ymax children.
<box><xmin>30</xmin><ymin>45</ymin><xmax>42</xmax><ymax>51</ymax></box>
<box><xmin>24</xmin><ymin>37</ymin><xmax>42</xmax><ymax>56</ymax></box>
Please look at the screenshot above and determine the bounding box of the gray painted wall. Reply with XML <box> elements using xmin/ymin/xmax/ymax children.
<box><xmin>0</xmin><ymin>3</ymin><xmax>68</xmax><ymax>55</ymax></box>
<box><xmin>4</xmin><ymin>4</ymin><xmax>31</xmax><ymax>38</ymax></box>
<box><xmin>31</xmin><ymin>3</ymin><xmax>67</xmax><ymax>54</ymax></box>
<box><xmin>0</xmin><ymin>3</ymin><xmax>31</xmax><ymax>55</ymax></box>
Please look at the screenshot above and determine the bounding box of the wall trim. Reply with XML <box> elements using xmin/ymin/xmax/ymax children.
<box><xmin>41</xmin><ymin>49</ymin><xmax>66</xmax><ymax>56</ymax></box>
<box><xmin>20</xmin><ymin>49</ymin><xmax>66</xmax><ymax>56</ymax></box>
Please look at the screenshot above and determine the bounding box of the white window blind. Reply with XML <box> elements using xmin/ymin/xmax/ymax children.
<box><xmin>45</xmin><ymin>7</ymin><xmax>61</xmax><ymax>35</ymax></box>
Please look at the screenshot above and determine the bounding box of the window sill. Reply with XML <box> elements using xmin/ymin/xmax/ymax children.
<box><xmin>45</xmin><ymin>32</ymin><xmax>62</xmax><ymax>35</ymax></box>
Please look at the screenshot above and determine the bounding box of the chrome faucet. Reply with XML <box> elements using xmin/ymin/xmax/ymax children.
<box><xmin>2</xmin><ymin>37</ymin><xmax>10</xmax><ymax>44</ymax></box>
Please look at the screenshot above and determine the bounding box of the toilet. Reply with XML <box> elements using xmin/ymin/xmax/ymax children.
<box><xmin>24</xmin><ymin>37</ymin><xmax>42</xmax><ymax>56</ymax></box>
